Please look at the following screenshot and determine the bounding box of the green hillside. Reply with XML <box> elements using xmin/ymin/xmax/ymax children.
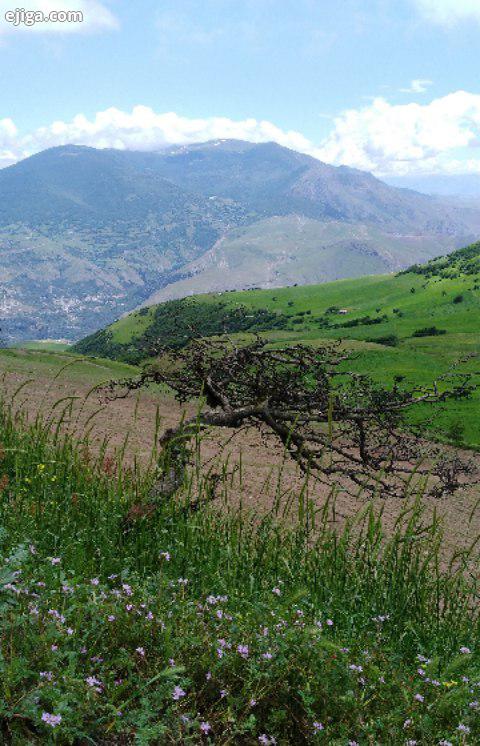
<box><xmin>74</xmin><ymin>241</ymin><xmax>480</xmax><ymax>447</ymax></box>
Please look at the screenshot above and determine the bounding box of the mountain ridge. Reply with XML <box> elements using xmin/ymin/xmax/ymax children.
<box><xmin>0</xmin><ymin>140</ymin><xmax>479</xmax><ymax>342</ymax></box>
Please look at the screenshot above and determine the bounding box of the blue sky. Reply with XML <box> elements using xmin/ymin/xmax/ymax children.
<box><xmin>0</xmin><ymin>0</ymin><xmax>479</xmax><ymax>176</ymax></box>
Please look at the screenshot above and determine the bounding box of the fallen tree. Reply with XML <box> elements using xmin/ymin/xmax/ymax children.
<box><xmin>104</xmin><ymin>337</ymin><xmax>477</xmax><ymax>500</ymax></box>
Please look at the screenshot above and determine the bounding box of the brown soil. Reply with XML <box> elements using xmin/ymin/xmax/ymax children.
<box><xmin>1</xmin><ymin>366</ymin><xmax>480</xmax><ymax>562</ymax></box>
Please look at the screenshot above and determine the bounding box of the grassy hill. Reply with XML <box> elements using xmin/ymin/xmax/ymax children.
<box><xmin>74</xmin><ymin>241</ymin><xmax>480</xmax><ymax>447</ymax></box>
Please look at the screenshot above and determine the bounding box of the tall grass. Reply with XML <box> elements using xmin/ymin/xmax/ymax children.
<box><xmin>0</xmin><ymin>393</ymin><xmax>479</xmax><ymax>744</ymax></box>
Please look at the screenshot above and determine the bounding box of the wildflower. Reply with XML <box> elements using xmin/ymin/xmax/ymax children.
<box><xmin>459</xmin><ymin>646</ymin><xmax>472</xmax><ymax>654</ymax></box>
<box><xmin>50</xmin><ymin>558</ymin><xmax>61</xmax><ymax>566</ymax></box>
<box><xmin>160</xmin><ymin>551</ymin><xmax>171</xmax><ymax>561</ymax></box>
<box><xmin>172</xmin><ymin>685</ymin><xmax>186</xmax><ymax>700</ymax></box>
<box><xmin>85</xmin><ymin>676</ymin><xmax>102</xmax><ymax>692</ymax></box>
<box><xmin>200</xmin><ymin>721</ymin><xmax>211</xmax><ymax>734</ymax></box>
<box><xmin>249</xmin><ymin>698</ymin><xmax>257</xmax><ymax>707</ymax></box>
<box><xmin>326</xmin><ymin>619</ymin><xmax>333</xmax><ymax>626</ymax></box>
<box><xmin>178</xmin><ymin>577</ymin><xmax>188</xmax><ymax>585</ymax></box>
<box><xmin>39</xmin><ymin>671</ymin><xmax>54</xmax><ymax>681</ymax></box>
<box><xmin>108</xmin><ymin>574</ymin><xmax>118</xmax><ymax>580</ymax></box>
<box><xmin>313</xmin><ymin>721</ymin><xmax>324</xmax><ymax>732</ymax></box>
<box><xmin>135</xmin><ymin>647</ymin><xmax>145</xmax><ymax>657</ymax></box>
<box><xmin>406</xmin><ymin>741</ymin><xmax>417</xmax><ymax>745</ymax></box>
<box><xmin>457</xmin><ymin>724</ymin><xmax>470</xmax><ymax>734</ymax></box>
<box><xmin>220</xmin><ymin>688</ymin><xmax>228</xmax><ymax>698</ymax></box>
<box><xmin>417</xmin><ymin>668</ymin><xmax>426</xmax><ymax>677</ymax></box>
<box><xmin>469</xmin><ymin>700</ymin><xmax>479</xmax><ymax>709</ymax></box>
<box><xmin>90</xmin><ymin>578</ymin><xmax>100</xmax><ymax>586</ymax></box>
<box><xmin>29</xmin><ymin>544</ymin><xmax>37</xmax><ymax>555</ymax></box>
<box><xmin>272</xmin><ymin>587</ymin><xmax>281</xmax><ymax>596</ymax></box>
<box><xmin>438</xmin><ymin>741</ymin><xmax>453</xmax><ymax>746</ymax></box>
<box><xmin>403</xmin><ymin>719</ymin><xmax>413</xmax><ymax>729</ymax></box>
<box><xmin>206</xmin><ymin>671</ymin><xmax>212</xmax><ymax>680</ymax></box>
<box><xmin>122</xmin><ymin>584</ymin><xmax>132</xmax><ymax>596</ymax></box>
<box><xmin>414</xmin><ymin>694</ymin><xmax>424</xmax><ymax>702</ymax></box>
<box><xmin>237</xmin><ymin>644</ymin><xmax>249</xmax><ymax>658</ymax></box>
<box><xmin>51</xmin><ymin>645</ymin><xmax>58</xmax><ymax>652</ymax></box>
<box><xmin>41</xmin><ymin>712</ymin><xmax>62</xmax><ymax>727</ymax></box>
<box><xmin>262</xmin><ymin>652</ymin><xmax>273</xmax><ymax>660</ymax></box>
<box><xmin>107</xmin><ymin>615</ymin><xmax>116</xmax><ymax>622</ymax></box>
<box><xmin>146</xmin><ymin>611</ymin><xmax>154</xmax><ymax>620</ymax></box>
<box><xmin>169</xmin><ymin>658</ymin><xmax>175</xmax><ymax>666</ymax></box>
<box><xmin>66</xmin><ymin>628</ymin><xmax>73</xmax><ymax>635</ymax></box>
<box><xmin>258</xmin><ymin>735</ymin><xmax>276</xmax><ymax>745</ymax></box>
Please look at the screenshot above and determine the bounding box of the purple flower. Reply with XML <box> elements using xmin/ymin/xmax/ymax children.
<box><xmin>457</xmin><ymin>724</ymin><xmax>470</xmax><ymax>734</ymax></box>
<box><xmin>249</xmin><ymin>698</ymin><xmax>257</xmax><ymax>707</ymax></box>
<box><xmin>50</xmin><ymin>557</ymin><xmax>61</xmax><ymax>566</ymax></box>
<box><xmin>313</xmin><ymin>721</ymin><xmax>324</xmax><ymax>732</ymax></box>
<box><xmin>220</xmin><ymin>688</ymin><xmax>228</xmax><ymax>698</ymax></box>
<box><xmin>90</xmin><ymin>578</ymin><xmax>100</xmax><ymax>586</ymax></box>
<box><xmin>136</xmin><ymin>647</ymin><xmax>145</xmax><ymax>657</ymax></box>
<box><xmin>200</xmin><ymin>721</ymin><xmax>211</xmax><ymax>734</ymax></box>
<box><xmin>41</xmin><ymin>712</ymin><xmax>62</xmax><ymax>727</ymax></box>
<box><xmin>160</xmin><ymin>551</ymin><xmax>171</xmax><ymax>561</ymax></box>
<box><xmin>460</xmin><ymin>646</ymin><xmax>472</xmax><ymax>654</ymax></box>
<box><xmin>262</xmin><ymin>652</ymin><xmax>273</xmax><ymax>660</ymax></box>
<box><xmin>172</xmin><ymin>685</ymin><xmax>186</xmax><ymax>701</ymax></box>
<box><xmin>258</xmin><ymin>736</ymin><xmax>276</xmax><ymax>745</ymax></box>
<box><xmin>272</xmin><ymin>587</ymin><xmax>281</xmax><ymax>596</ymax></box>
<box><xmin>414</xmin><ymin>693</ymin><xmax>424</xmax><ymax>703</ymax></box>
<box><xmin>237</xmin><ymin>644</ymin><xmax>249</xmax><ymax>658</ymax></box>
<box><xmin>107</xmin><ymin>615</ymin><xmax>116</xmax><ymax>622</ymax></box>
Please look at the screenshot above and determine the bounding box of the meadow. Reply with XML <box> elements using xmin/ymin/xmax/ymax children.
<box><xmin>1</xmin><ymin>379</ymin><xmax>480</xmax><ymax>744</ymax></box>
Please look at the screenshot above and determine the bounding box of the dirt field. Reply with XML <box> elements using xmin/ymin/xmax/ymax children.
<box><xmin>1</xmin><ymin>349</ymin><xmax>479</xmax><ymax>561</ymax></box>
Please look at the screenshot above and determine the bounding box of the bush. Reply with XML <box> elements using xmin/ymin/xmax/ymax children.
<box><xmin>366</xmin><ymin>334</ymin><xmax>399</xmax><ymax>347</ymax></box>
<box><xmin>412</xmin><ymin>326</ymin><xmax>447</xmax><ymax>338</ymax></box>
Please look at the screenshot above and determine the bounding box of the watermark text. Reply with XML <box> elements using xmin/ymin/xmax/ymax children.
<box><xmin>5</xmin><ymin>8</ymin><xmax>84</xmax><ymax>27</ymax></box>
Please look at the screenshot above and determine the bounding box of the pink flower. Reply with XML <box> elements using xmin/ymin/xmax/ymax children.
<box><xmin>272</xmin><ymin>587</ymin><xmax>281</xmax><ymax>596</ymax></box>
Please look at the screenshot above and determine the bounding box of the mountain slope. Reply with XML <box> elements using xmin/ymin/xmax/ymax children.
<box><xmin>74</xmin><ymin>240</ymin><xmax>480</xmax><ymax>447</ymax></box>
<box><xmin>1</xmin><ymin>141</ymin><xmax>479</xmax><ymax>342</ymax></box>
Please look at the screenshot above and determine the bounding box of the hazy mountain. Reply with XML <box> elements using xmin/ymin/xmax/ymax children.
<box><xmin>384</xmin><ymin>173</ymin><xmax>480</xmax><ymax>200</ymax></box>
<box><xmin>0</xmin><ymin>141</ymin><xmax>479</xmax><ymax>342</ymax></box>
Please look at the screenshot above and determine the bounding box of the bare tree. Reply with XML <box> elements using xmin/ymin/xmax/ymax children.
<box><xmin>105</xmin><ymin>337</ymin><xmax>477</xmax><ymax>500</ymax></box>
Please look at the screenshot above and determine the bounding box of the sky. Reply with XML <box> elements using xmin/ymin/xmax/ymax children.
<box><xmin>0</xmin><ymin>0</ymin><xmax>479</xmax><ymax>177</ymax></box>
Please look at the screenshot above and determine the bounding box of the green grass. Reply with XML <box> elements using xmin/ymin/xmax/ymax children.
<box><xmin>74</xmin><ymin>242</ymin><xmax>480</xmax><ymax>449</ymax></box>
<box><xmin>0</xmin><ymin>396</ymin><xmax>480</xmax><ymax>743</ymax></box>
<box><xmin>0</xmin><ymin>347</ymin><xmax>139</xmax><ymax>386</ymax></box>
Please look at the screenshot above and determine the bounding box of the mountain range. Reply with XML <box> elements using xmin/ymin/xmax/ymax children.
<box><xmin>1</xmin><ymin>139</ymin><xmax>479</xmax><ymax>342</ymax></box>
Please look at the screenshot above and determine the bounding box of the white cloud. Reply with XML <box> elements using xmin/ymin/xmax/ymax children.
<box><xmin>0</xmin><ymin>107</ymin><xmax>316</xmax><ymax>167</ymax></box>
<box><xmin>0</xmin><ymin>1</ymin><xmax>119</xmax><ymax>35</ymax></box>
<box><xmin>316</xmin><ymin>91</ymin><xmax>480</xmax><ymax>176</ymax></box>
<box><xmin>399</xmin><ymin>79</ymin><xmax>433</xmax><ymax>94</ymax></box>
<box><xmin>412</xmin><ymin>0</ymin><xmax>480</xmax><ymax>25</ymax></box>
<box><xmin>1</xmin><ymin>96</ymin><xmax>480</xmax><ymax>177</ymax></box>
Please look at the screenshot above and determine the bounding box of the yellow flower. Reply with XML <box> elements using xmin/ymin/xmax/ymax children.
<box><xmin>443</xmin><ymin>681</ymin><xmax>458</xmax><ymax>688</ymax></box>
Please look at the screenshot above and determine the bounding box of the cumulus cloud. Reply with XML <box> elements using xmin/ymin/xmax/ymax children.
<box><xmin>399</xmin><ymin>79</ymin><xmax>433</xmax><ymax>94</ymax></box>
<box><xmin>0</xmin><ymin>1</ymin><xmax>119</xmax><ymax>34</ymax></box>
<box><xmin>412</xmin><ymin>0</ymin><xmax>480</xmax><ymax>25</ymax></box>
<box><xmin>0</xmin><ymin>106</ymin><xmax>316</xmax><ymax>167</ymax></box>
<box><xmin>1</xmin><ymin>96</ymin><xmax>480</xmax><ymax>176</ymax></box>
<box><xmin>316</xmin><ymin>91</ymin><xmax>480</xmax><ymax>175</ymax></box>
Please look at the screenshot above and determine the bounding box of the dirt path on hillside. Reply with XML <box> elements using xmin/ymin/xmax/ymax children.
<box><xmin>1</xmin><ymin>364</ymin><xmax>480</xmax><ymax>562</ymax></box>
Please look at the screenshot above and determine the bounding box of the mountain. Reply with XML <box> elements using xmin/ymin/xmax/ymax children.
<box><xmin>1</xmin><ymin>140</ymin><xmax>479</xmax><ymax>342</ymax></box>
